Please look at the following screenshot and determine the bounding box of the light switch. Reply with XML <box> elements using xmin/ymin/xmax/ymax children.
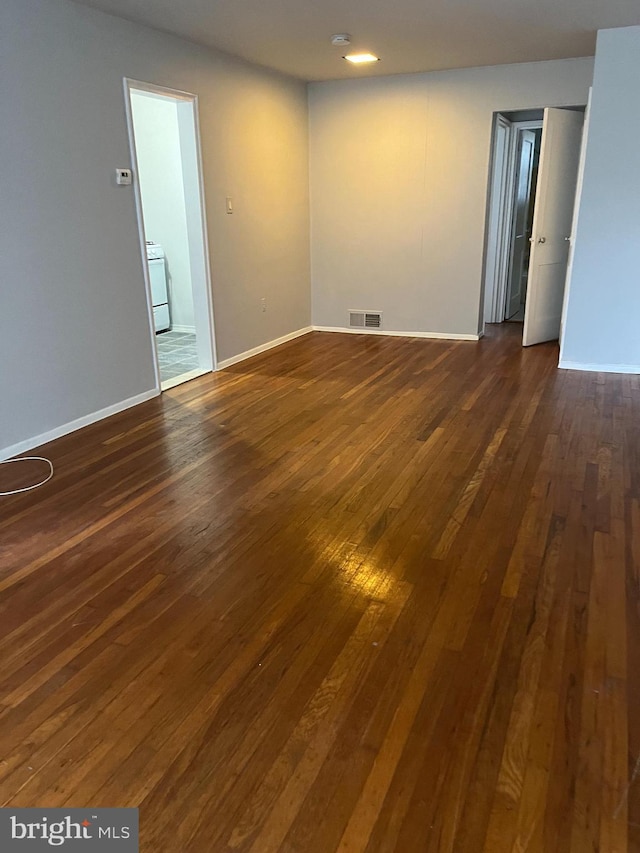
<box><xmin>226</xmin><ymin>197</ymin><xmax>233</xmax><ymax>214</ymax></box>
<box><xmin>116</xmin><ymin>168</ymin><xmax>132</xmax><ymax>185</ymax></box>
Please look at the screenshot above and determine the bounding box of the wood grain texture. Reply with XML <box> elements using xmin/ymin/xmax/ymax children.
<box><xmin>1</xmin><ymin>323</ymin><xmax>638</xmax><ymax>851</ymax></box>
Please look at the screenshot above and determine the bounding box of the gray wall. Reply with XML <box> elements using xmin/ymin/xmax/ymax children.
<box><xmin>309</xmin><ymin>59</ymin><xmax>593</xmax><ymax>336</ymax></box>
<box><xmin>561</xmin><ymin>26</ymin><xmax>640</xmax><ymax>370</ymax></box>
<box><xmin>1</xmin><ymin>0</ymin><xmax>310</xmax><ymax>455</ymax></box>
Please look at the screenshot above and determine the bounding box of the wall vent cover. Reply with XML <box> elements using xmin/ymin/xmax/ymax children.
<box><xmin>349</xmin><ymin>310</ymin><xmax>382</xmax><ymax>329</ymax></box>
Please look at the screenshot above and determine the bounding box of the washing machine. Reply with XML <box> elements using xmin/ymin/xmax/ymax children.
<box><xmin>146</xmin><ymin>241</ymin><xmax>170</xmax><ymax>332</ymax></box>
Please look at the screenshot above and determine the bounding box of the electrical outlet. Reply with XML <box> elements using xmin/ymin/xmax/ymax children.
<box><xmin>261</xmin><ymin>297</ymin><xmax>267</xmax><ymax>312</ymax></box>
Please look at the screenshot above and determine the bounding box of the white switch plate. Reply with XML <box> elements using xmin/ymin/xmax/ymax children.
<box><xmin>226</xmin><ymin>196</ymin><xmax>233</xmax><ymax>214</ymax></box>
<box><xmin>116</xmin><ymin>168</ymin><xmax>132</xmax><ymax>185</ymax></box>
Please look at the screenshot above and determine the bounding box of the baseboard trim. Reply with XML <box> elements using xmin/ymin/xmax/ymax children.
<box><xmin>0</xmin><ymin>388</ymin><xmax>160</xmax><ymax>461</ymax></box>
<box><xmin>166</xmin><ymin>325</ymin><xmax>196</xmax><ymax>334</ymax></box>
<box><xmin>558</xmin><ymin>359</ymin><xmax>640</xmax><ymax>375</ymax></box>
<box><xmin>217</xmin><ymin>327</ymin><xmax>313</xmax><ymax>369</ymax></box>
<box><xmin>312</xmin><ymin>326</ymin><xmax>481</xmax><ymax>342</ymax></box>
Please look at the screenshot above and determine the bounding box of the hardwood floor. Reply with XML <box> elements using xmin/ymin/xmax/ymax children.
<box><xmin>1</xmin><ymin>325</ymin><xmax>638</xmax><ymax>851</ymax></box>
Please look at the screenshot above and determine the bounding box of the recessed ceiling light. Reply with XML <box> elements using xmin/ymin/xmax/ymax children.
<box><xmin>343</xmin><ymin>53</ymin><xmax>380</xmax><ymax>64</ymax></box>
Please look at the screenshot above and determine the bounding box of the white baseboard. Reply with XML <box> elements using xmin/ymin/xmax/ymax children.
<box><xmin>217</xmin><ymin>326</ymin><xmax>313</xmax><ymax>369</ymax></box>
<box><xmin>167</xmin><ymin>325</ymin><xmax>196</xmax><ymax>334</ymax></box>
<box><xmin>312</xmin><ymin>325</ymin><xmax>482</xmax><ymax>341</ymax></box>
<box><xmin>558</xmin><ymin>359</ymin><xmax>640</xmax><ymax>375</ymax></box>
<box><xmin>217</xmin><ymin>326</ymin><xmax>480</xmax><ymax>371</ymax></box>
<box><xmin>0</xmin><ymin>388</ymin><xmax>160</xmax><ymax>461</ymax></box>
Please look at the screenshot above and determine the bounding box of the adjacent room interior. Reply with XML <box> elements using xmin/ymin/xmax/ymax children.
<box><xmin>2</xmin><ymin>0</ymin><xmax>640</xmax><ymax>849</ymax></box>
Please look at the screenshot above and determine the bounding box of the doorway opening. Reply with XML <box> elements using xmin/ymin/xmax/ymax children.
<box><xmin>123</xmin><ymin>80</ymin><xmax>216</xmax><ymax>390</ymax></box>
<box><xmin>482</xmin><ymin>106</ymin><xmax>586</xmax><ymax>347</ymax></box>
<box><xmin>504</xmin><ymin>125</ymin><xmax>542</xmax><ymax>322</ymax></box>
<box><xmin>483</xmin><ymin>111</ymin><xmax>542</xmax><ymax>329</ymax></box>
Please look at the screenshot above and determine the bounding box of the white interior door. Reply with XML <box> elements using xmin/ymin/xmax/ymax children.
<box><xmin>522</xmin><ymin>108</ymin><xmax>584</xmax><ymax>347</ymax></box>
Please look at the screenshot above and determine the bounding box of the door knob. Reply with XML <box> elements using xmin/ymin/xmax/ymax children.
<box><xmin>537</xmin><ymin>237</ymin><xmax>546</xmax><ymax>244</ymax></box>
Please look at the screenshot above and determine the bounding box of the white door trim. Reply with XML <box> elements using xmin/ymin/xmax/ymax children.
<box><xmin>122</xmin><ymin>80</ymin><xmax>161</xmax><ymax>395</ymax></box>
<box><xmin>483</xmin><ymin>114</ymin><xmax>513</xmax><ymax>325</ymax></box>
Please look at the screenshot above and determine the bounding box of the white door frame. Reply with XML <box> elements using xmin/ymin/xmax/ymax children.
<box><xmin>482</xmin><ymin>117</ymin><xmax>543</xmax><ymax>330</ymax></box>
<box><xmin>482</xmin><ymin>114</ymin><xmax>513</xmax><ymax>326</ymax></box>
<box><xmin>122</xmin><ymin>78</ymin><xmax>217</xmax><ymax>389</ymax></box>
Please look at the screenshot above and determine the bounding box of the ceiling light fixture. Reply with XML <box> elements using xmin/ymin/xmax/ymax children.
<box><xmin>343</xmin><ymin>53</ymin><xmax>380</xmax><ymax>64</ymax></box>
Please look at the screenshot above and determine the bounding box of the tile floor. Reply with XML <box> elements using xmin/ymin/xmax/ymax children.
<box><xmin>156</xmin><ymin>330</ymin><xmax>200</xmax><ymax>384</ymax></box>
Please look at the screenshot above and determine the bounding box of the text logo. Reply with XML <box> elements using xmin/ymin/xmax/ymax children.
<box><xmin>0</xmin><ymin>809</ymin><xmax>138</xmax><ymax>851</ymax></box>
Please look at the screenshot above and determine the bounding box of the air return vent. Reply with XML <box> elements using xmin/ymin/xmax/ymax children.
<box><xmin>349</xmin><ymin>310</ymin><xmax>383</xmax><ymax>329</ymax></box>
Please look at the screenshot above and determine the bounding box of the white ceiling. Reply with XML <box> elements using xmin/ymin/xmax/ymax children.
<box><xmin>73</xmin><ymin>0</ymin><xmax>639</xmax><ymax>81</ymax></box>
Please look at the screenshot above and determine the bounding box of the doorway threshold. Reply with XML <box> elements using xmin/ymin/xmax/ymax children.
<box><xmin>161</xmin><ymin>368</ymin><xmax>209</xmax><ymax>391</ymax></box>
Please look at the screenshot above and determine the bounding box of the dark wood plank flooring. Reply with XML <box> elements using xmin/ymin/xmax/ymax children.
<box><xmin>1</xmin><ymin>325</ymin><xmax>638</xmax><ymax>851</ymax></box>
